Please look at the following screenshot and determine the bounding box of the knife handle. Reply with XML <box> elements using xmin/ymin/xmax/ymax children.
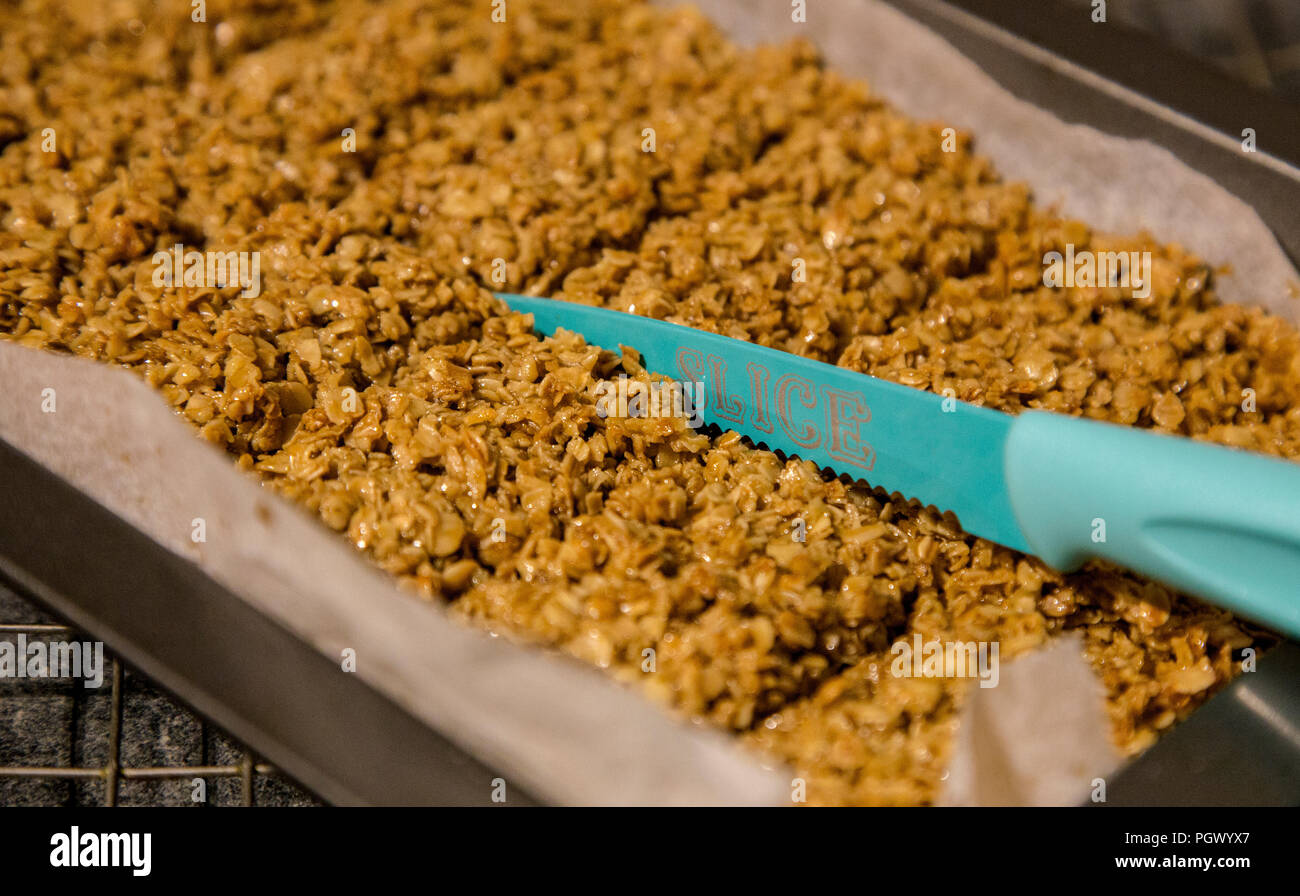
<box><xmin>1004</xmin><ymin>410</ymin><xmax>1300</xmax><ymax>639</ymax></box>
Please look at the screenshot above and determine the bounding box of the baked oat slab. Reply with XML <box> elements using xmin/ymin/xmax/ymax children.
<box><xmin>1</xmin><ymin>0</ymin><xmax>1293</xmax><ymax>805</ymax></box>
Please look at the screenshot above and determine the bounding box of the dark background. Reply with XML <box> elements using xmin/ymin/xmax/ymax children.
<box><xmin>1062</xmin><ymin>0</ymin><xmax>1300</xmax><ymax>100</ymax></box>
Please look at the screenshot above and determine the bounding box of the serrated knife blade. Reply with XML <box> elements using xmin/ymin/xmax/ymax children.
<box><xmin>502</xmin><ymin>292</ymin><xmax>1029</xmax><ymax>551</ymax></box>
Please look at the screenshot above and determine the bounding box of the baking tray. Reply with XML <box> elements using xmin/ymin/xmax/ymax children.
<box><xmin>0</xmin><ymin>438</ymin><xmax>535</xmax><ymax>806</ymax></box>
<box><xmin>1</xmin><ymin>0</ymin><xmax>1298</xmax><ymax>806</ymax></box>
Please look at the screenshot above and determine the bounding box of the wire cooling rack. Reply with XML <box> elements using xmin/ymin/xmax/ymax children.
<box><xmin>0</xmin><ymin>582</ymin><xmax>319</xmax><ymax>807</ymax></box>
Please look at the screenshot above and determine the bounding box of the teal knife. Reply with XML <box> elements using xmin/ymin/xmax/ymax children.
<box><xmin>500</xmin><ymin>293</ymin><xmax>1300</xmax><ymax>640</ymax></box>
